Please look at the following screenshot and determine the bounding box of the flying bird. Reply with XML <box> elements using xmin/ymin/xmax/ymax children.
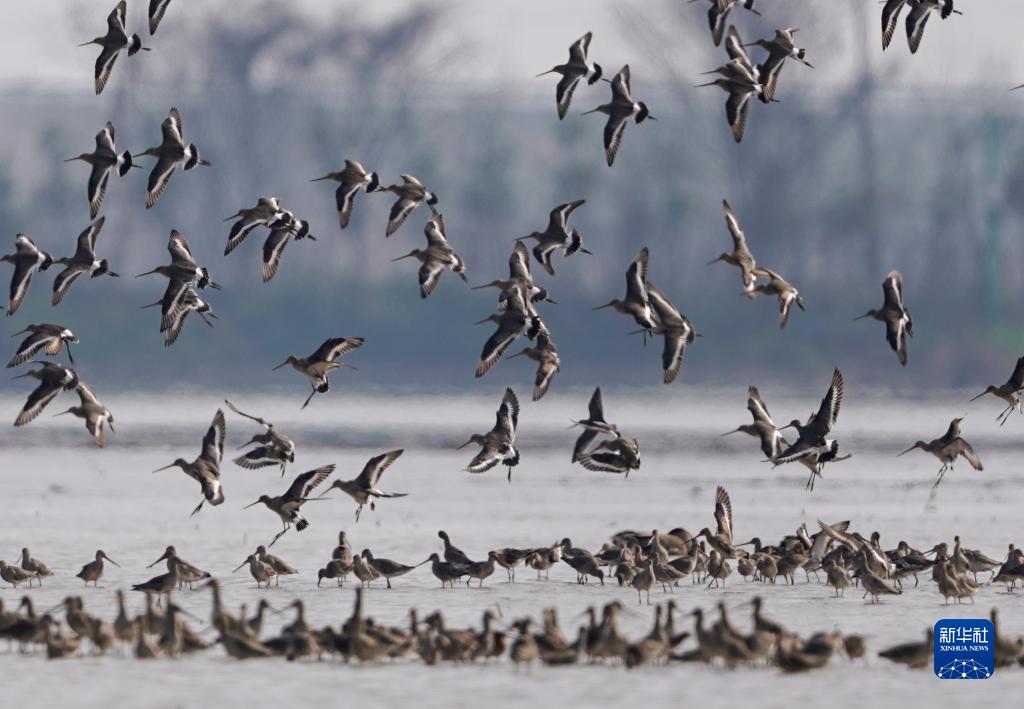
<box><xmin>135</xmin><ymin>107</ymin><xmax>210</xmax><ymax>209</ymax></box>
<box><xmin>474</xmin><ymin>284</ymin><xmax>540</xmax><ymax>378</ymax></box>
<box><xmin>905</xmin><ymin>0</ymin><xmax>961</xmax><ymax>55</ymax></box>
<box><xmin>64</xmin><ymin>122</ymin><xmax>138</xmax><ymax>218</ymax></box>
<box><xmin>473</xmin><ymin>243</ymin><xmax>557</xmax><ymax>315</ymax></box>
<box><xmin>12</xmin><ymin>362</ymin><xmax>78</xmax><ymax>427</ymax></box>
<box><xmin>576</xmin><ymin>436</ymin><xmax>641</xmax><ymax>476</ymax></box>
<box><xmin>643</xmin><ymin>281</ymin><xmax>700</xmax><ymax>384</ymax></box>
<box><xmin>508</xmin><ymin>327</ymin><xmax>561</xmax><ymax>401</ymax></box>
<box><xmin>2</xmin><ymin>234</ymin><xmax>54</xmax><ymax>315</ymax></box>
<box><xmin>324</xmin><ymin>450</ymin><xmax>407</xmax><ymax>521</ymax></box>
<box><xmin>148</xmin><ymin>0</ymin><xmax>173</xmax><ymax>35</ymax></box>
<box><xmin>536</xmin><ymin>31</ymin><xmax>603</xmax><ymax>119</ymax></box>
<box><xmin>244</xmin><ymin>465</ymin><xmax>335</xmax><ymax>546</ymax></box>
<box><xmin>260</xmin><ymin>211</ymin><xmax>315</xmax><ymax>283</ymax></box>
<box><xmin>51</xmin><ymin>217</ymin><xmax>119</xmax><ymax>306</ymax></box>
<box><xmin>594</xmin><ymin>247</ymin><xmax>656</xmax><ymax>334</ymax></box>
<box><xmin>750</xmin><ymin>267</ymin><xmax>804</xmax><ymax>329</ymax></box>
<box><xmin>772</xmin><ymin>369</ymin><xmax>849</xmax><ymax>491</ymax></box>
<box><xmin>692</xmin><ymin>0</ymin><xmax>761</xmax><ymax>46</ymax></box>
<box><xmin>744</xmin><ymin>28</ymin><xmax>813</xmax><ymax>102</ymax></box>
<box><xmin>224</xmin><ymin>198</ymin><xmax>289</xmax><ymax>255</ymax></box>
<box><xmin>310</xmin><ymin>160</ymin><xmax>380</xmax><ymax>230</ymax></box>
<box><xmin>7</xmin><ymin>324</ymin><xmax>78</xmax><ymax>368</ymax></box>
<box><xmin>855</xmin><ymin>271</ymin><xmax>913</xmax><ymax>366</ymax></box>
<box><xmin>274</xmin><ymin>337</ymin><xmax>364</xmax><ymax>409</ymax></box>
<box><xmin>391</xmin><ymin>214</ymin><xmax>468</xmax><ymax>298</ymax></box>
<box><xmin>53</xmin><ymin>381</ymin><xmax>114</xmax><ymax>448</ymax></box>
<box><xmin>516</xmin><ymin>199</ymin><xmax>592</xmax><ymax>275</ymax></box>
<box><xmin>570</xmin><ymin>386</ymin><xmax>619</xmax><ymax>463</ymax></box>
<box><xmin>79</xmin><ymin>1</ymin><xmax>149</xmax><ymax>95</ymax></box>
<box><xmin>459</xmin><ymin>387</ymin><xmax>520</xmax><ymax>482</ymax></box>
<box><xmin>226</xmin><ymin>399</ymin><xmax>296</xmax><ymax>475</ymax></box>
<box><xmin>376</xmin><ymin>174</ymin><xmax>439</xmax><ymax>237</ymax></box>
<box><xmin>969</xmin><ymin>356</ymin><xmax>1024</xmax><ymax>426</ymax></box>
<box><xmin>696</xmin><ymin>27</ymin><xmax>765</xmax><ymax>142</ymax></box>
<box><xmin>149</xmin><ymin>287</ymin><xmax>217</xmax><ymax>346</ymax></box>
<box><xmin>722</xmin><ymin>386</ymin><xmax>787</xmax><ymax>460</ymax></box>
<box><xmin>152</xmin><ymin>409</ymin><xmax>226</xmax><ymax>516</ymax></box>
<box><xmin>136</xmin><ymin>229</ymin><xmax>220</xmax><ymax>335</ymax></box>
<box><xmin>708</xmin><ymin>199</ymin><xmax>759</xmax><ymax>295</ymax></box>
<box><xmin>582</xmin><ymin>65</ymin><xmax>655</xmax><ymax>166</ymax></box>
<box><xmin>898</xmin><ymin>417</ymin><xmax>982</xmax><ymax>488</ymax></box>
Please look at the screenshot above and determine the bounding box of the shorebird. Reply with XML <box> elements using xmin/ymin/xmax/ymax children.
<box><xmin>153</xmin><ymin>409</ymin><xmax>226</xmax><ymax>515</ymax></box>
<box><xmin>132</xmin><ymin>556</ymin><xmax>180</xmax><ymax>597</ymax></box>
<box><xmin>460</xmin><ymin>387</ymin><xmax>520</xmax><ymax>481</ymax></box>
<box><xmin>594</xmin><ymin>247</ymin><xmax>656</xmax><ymax>334</ymax></box>
<box><xmin>722</xmin><ymin>385</ymin><xmax>787</xmax><ymax>459</ymax></box>
<box><xmin>259</xmin><ymin>210</ymin><xmax>315</xmax><ymax>283</ymax></box>
<box><xmin>475</xmin><ymin>284</ymin><xmax>541</xmax><ymax>378</ymax></box>
<box><xmin>708</xmin><ymin>199</ymin><xmax>759</xmax><ymax>294</ymax></box>
<box><xmin>855</xmin><ymin>271</ymin><xmax>913</xmax><ymax>366</ymax></box>
<box><xmin>323</xmin><ymin>450</ymin><xmax>407</xmax><ymax>521</ymax></box>
<box><xmin>643</xmin><ymin>281</ymin><xmax>700</xmax><ymax>384</ymax></box>
<box><xmin>969</xmin><ymin>356</ymin><xmax>1024</xmax><ymax>425</ymax></box>
<box><xmin>744</xmin><ymin>28</ymin><xmax>813</xmax><ymax>102</ymax></box>
<box><xmin>149</xmin><ymin>0</ymin><xmax>172</xmax><ymax>34</ymax></box>
<box><xmin>905</xmin><ymin>0</ymin><xmax>961</xmax><ymax>54</ymax></box>
<box><xmin>223</xmin><ymin>197</ymin><xmax>288</xmax><ymax>255</ymax></box>
<box><xmin>2</xmin><ymin>234</ymin><xmax>54</xmax><ymax>315</ymax></box>
<box><xmin>392</xmin><ymin>214</ymin><xmax>468</xmax><ymax>298</ymax></box>
<box><xmin>376</xmin><ymin>174</ymin><xmax>439</xmax><ymax>237</ymax></box>
<box><xmin>13</xmin><ymin>362</ymin><xmax>78</xmax><ymax>426</ymax></box>
<box><xmin>582</xmin><ymin>65</ymin><xmax>655</xmax><ymax>166</ymax></box>
<box><xmin>516</xmin><ymin>200</ymin><xmax>592</xmax><ymax>275</ymax></box>
<box><xmin>75</xmin><ymin>550</ymin><xmax>119</xmax><ymax>587</ymax></box>
<box><xmin>52</xmin><ymin>382</ymin><xmax>114</xmax><ymax>447</ymax></box>
<box><xmin>135</xmin><ymin>107</ymin><xmax>210</xmax><ymax>209</ymax></box>
<box><xmin>0</xmin><ymin>561</ymin><xmax>38</xmax><ymax>589</ymax></box>
<box><xmin>878</xmin><ymin>628</ymin><xmax>933</xmax><ymax>668</ymax></box>
<box><xmin>537</xmin><ymin>32</ymin><xmax>602</xmax><ymax>119</ymax></box>
<box><xmin>7</xmin><ymin>324</ymin><xmax>78</xmax><ymax>368</ymax></box>
<box><xmin>696</xmin><ymin>28</ymin><xmax>765</xmax><ymax>142</ymax></box>
<box><xmin>244</xmin><ymin>465</ymin><xmax>334</xmax><ymax>546</ymax></box>
<box><xmin>693</xmin><ymin>1</ymin><xmax>761</xmax><ymax>46</ymax></box>
<box><xmin>136</xmin><ymin>230</ymin><xmax>220</xmax><ymax>332</ymax></box>
<box><xmin>750</xmin><ymin>267</ymin><xmax>804</xmax><ymax>329</ymax></box>
<box><xmin>508</xmin><ymin>328</ymin><xmax>560</xmax><ymax>401</ymax></box>
<box><xmin>65</xmin><ymin>122</ymin><xmax>138</xmax><ymax>218</ymax></box>
<box><xmin>570</xmin><ymin>386</ymin><xmax>619</xmax><ymax>462</ymax></box>
<box><xmin>79</xmin><ymin>2</ymin><xmax>148</xmax><ymax>95</ymax></box>
<box><xmin>234</xmin><ymin>554</ymin><xmax>276</xmax><ymax>588</ymax></box>
<box><xmin>898</xmin><ymin>417</ymin><xmax>982</xmax><ymax>487</ymax></box>
<box><xmin>576</xmin><ymin>436</ymin><xmax>641</xmax><ymax>476</ymax></box>
<box><xmin>18</xmin><ymin>549</ymin><xmax>53</xmax><ymax>585</ymax></box>
<box><xmin>473</xmin><ymin>242</ymin><xmax>557</xmax><ymax>314</ymax></box>
<box><xmin>226</xmin><ymin>400</ymin><xmax>296</xmax><ymax>475</ymax></box>
<box><xmin>147</xmin><ymin>546</ymin><xmax>210</xmax><ymax>589</ymax></box>
<box><xmin>143</xmin><ymin>287</ymin><xmax>217</xmax><ymax>346</ymax></box>
<box><xmin>362</xmin><ymin>550</ymin><xmax>424</xmax><ymax>589</ymax></box>
<box><xmin>772</xmin><ymin>368</ymin><xmax>848</xmax><ymax>491</ymax></box>
<box><xmin>311</xmin><ymin>160</ymin><xmax>380</xmax><ymax>230</ymax></box>
<box><xmin>51</xmin><ymin>217</ymin><xmax>119</xmax><ymax>306</ymax></box>
<box><xmin>274</xmin><ymin>336</ymin><xmax>364</xmax><ymax>409</ymax></box>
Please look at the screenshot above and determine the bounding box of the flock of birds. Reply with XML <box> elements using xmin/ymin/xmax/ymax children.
<box><xmin>4</xmin><ymin>486</ymin><xmax>1024</xmax><ymax>669</ymax></box>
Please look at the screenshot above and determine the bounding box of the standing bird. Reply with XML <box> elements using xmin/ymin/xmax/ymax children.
<box><xmin>537</xmin><ymin>31</ymin><xmax>602</xmax><ymax>119</ymax></box>
<box><xmin>135</xmin><ymin>107</ymin><xmax>210</xmax><ymax>209</ymax></box>
<box><xmin>273</xmin><ymin>337</ymin><xmax>364</xmax><ymax>409</ymax></box>
<box><xmin>13</xmin><ymin>362</ymin><xmax>78</xmax><ymax>426</ymax></box>
<box><xmin>7</xmin><ymin>324</ymin><xmax>78</xmax><ymax>368</ymax></box>
<box><xmin>136</xmin><ymin>230</ymin><xmax>220</xmax><ymax>334</ymax></box>
<box><xmin>692</xmin><ymin>0</ymin><xmax>761</xmax><ymax>46</ymax></box>
<box><xmin>52</xmin><ymin>382</ymin><xmax>115</xmax><ymax>447</ymax></box>
<box><xmin>750</xmin><ymin>267</ymin><xmax>804</xmax><ymax>329</ymax></box>
<box><xmin>76</xmin><ymin>550</ymin><xmax>120</xmax><ymax>587</ymax></box>
<box><xmin>582</xmin><ymin>65</ymin><xmax>656</xmax><ymax>166</ymax></box>
<box><xmin>244</xmin><ymin>465</ymin><xmax>335</xmax><ymax>546</ymax></box>
<box><xmin>148</xmin><ymin>0</ymin><xmax>173</xmax><ymax>34</ymax></box>
<box><xmin>898</xmin><ymin>417</ymin><xmax>983</xmax><ymax>488</ymax></box>
<box><xmin>570</xmin><ymin>386</ymin><xmax>619</xmax><ymax>463</ymax></box>
<box><xmin>576</xmin><ymin>436</ymin><xmax>641</xmax><ymax>476</ymax></box>
<box><xmin>644</xmin><ymin>282</ymin><xmax>700</xmax><ymax>384</ymax></box>
<box><xmin>906</xmin><ymin>0</ymin><xmax>961</xmax><ymax>54</ymax></box>
<box><xmin>64</xmin><ymin>122</ymin><xmax>137</xmax><ymax>218</ymax></box>
<box><xmin>226</xmin><ymin>400</ymin><xmax>296</xmax><ymax>475</ymax></box>
<box><xmin>773</xmin><ymin>369</ymin><xmax>847</xmax><ymax>491</ymax></box>
<box><xmin>79</xmin><ymin>2</ymin><xmax>148</xmax><ymax>95</ymax></box>
<box><xmin>516</xmin><ymin>200</ymin><xmax>592</xmax><ymax>275</ymax></box>
<box><xmin>459</xmin><ymin>387</ymin><xmax>520</xmax><ymax>482</ymax></box>
<box><xmin>475</xmin><ymin>284</ymin><xmax>540</xmax><ymax>378</ymax></box>
<box><xmin>323</xmin><ymin>450</ymin><xmax>407</xmax><ymax>521</ymax></box>
<box><xmin>708</xmin><ymin>199</ymin><xmax>759</xmax><ymax>295</ymax></box>
<box><xmin>969</xmin><ymin>356</ymin><xmax>1024</xmax><ymax>426</ymax></box>
<box><xmin>152</xmin><ymin>409</ymin><xmax>226</xmax><ymax>515</ymax></box>
<box><xmin>594</xmin><ymin>247</ymin><xmax>656</xmax><ymax>334</ymax></box>
<box><xmin>391</xmin><ymin>214</ymin><xmax>468</xmax><ymax>298</ymax></box>
<box><xmin>855</xmin><ymin>271</ymin><xmax>913</xmax><ymax>366</ymax></box>
<box><xmin>310</xmin><ymin>160</ymin><xmax>380</xmax><ymax>230</ymax></box>
<box><xmin>508</xmin><ymin>328</ymin><xmax>560</xmax><ymax>401</ymax></box>
<box><xmin>2</xmin><ymin>234</ymin><xmax>54</xmax><ymax>315</ymax></box>
<box><xmin>722</xmin><ymin>386</ymin><xmax>787</xmax><ymax>460</ymax></box>
<box><xmin>376</xmin><ymin>174</ymin><xmax>439</xmax><ymax>237</ymax></box>
<box><xmin>51</xmin><ymin>217</ymin><xmax>119</xmax><ymax>306</ymax></box>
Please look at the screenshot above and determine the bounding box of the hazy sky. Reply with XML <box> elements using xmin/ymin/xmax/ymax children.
<box><xmin>3</xmin><ymin>1</ymin><xmax>1021</xmax><ymax>93</ymax></box>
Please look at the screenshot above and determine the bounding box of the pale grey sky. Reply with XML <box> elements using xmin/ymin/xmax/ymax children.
<box><xmin>2</xmin><ymin>1</ymin><xmax>1021</xmax><ymax>93</ymax></box>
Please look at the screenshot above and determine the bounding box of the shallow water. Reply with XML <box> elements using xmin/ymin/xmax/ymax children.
<box><xmin>1</xmin><ymin>391</ymin><xmax>1022</xmax><ymax>708</ymax></box>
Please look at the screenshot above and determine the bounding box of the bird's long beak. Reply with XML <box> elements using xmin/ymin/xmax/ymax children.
<box><xmin>896</xmin><ymin>446</ymin><xmax>916</xmax><ymax>457</ymax></box>
<box><xmin>694</xmin><ymin>81</ymin><xmax>718</xmax><ymax>88</ymax></box>
<box><xmin>51</xmin><ymin>410</ymin><xmax>72</xmax><ymax>418</ymax></box>
<box><xmin>778</xmin><ymin>423</ymin><xmax>795</xmax><ymax>431</ymax></box>
<box><xmin>456</xmin><ymin>438</ymin><xmax>475</xmax><ymax>450</ymax></box>
<box><xmin>391</xmin><ymin>254</ymin><xmax>415</xmax><ymax>262</ymax></box>
<box><xmin>592</xmin><ymin>302</ymin><xmax>614</xmax><ymax>311</ymax></box>
<box><xmin>135</xmin><ymin>269</ymin><xmax>160</xmax><ymax>278</ymax></box>
<box><xmin>578</xmin><ymin>247</ymin><xmax>593</xmax><ymax>255</ymax></box>
<box><xmin>232</xmin><ymin>561</ymin><xmax>247</xmax><ymax>574</ymax></box>
<box><xmin>152</xmin><ymin>463</ymin><xmax>177</xmax><ymax>473</ymax></box>
<box><xmin>147</xmin><ymin>552</ymin><xmax>168</xmax><ymax>569</ymax></box>
<box><xmin>310</xmin><ymin>175</ymin><xmax>331</xmax><ymax>182</ymax></box>
<box><xmin>852</xmin><ymin>313</ymin><xmax>871</xmax><ymax>321</ymax></box>
<box><xmin>63</xmin><ymin>157</ymin><xmax>83</xmax><ymax>162</ymax></box>
<box><xmin>105</xmin><ymin>556</ymin><xmax>121</xmax><ymax>568</ymax></box>
<box><xmin>580</xmin><ymin>108</ymin><xmax>601</xmax><ymax>115</ymax></box>
<box><xmin>272</xmin><ymin>360</ymin><xmax>290</xmax><ymax>370</ymax></box>
<box><xmin>473</xmin><ymin>317</ymin><xmax>492</xmax><ymax>326</ymax></box>
<box><xmin>968</xmin><ymin>391</ymin><xmax>987</xmax><ymax>402</ymax></box>
<box><xmin>243</xmin><ymin>500</ymin><xmax>261</xmax><ymax>509</ymax></box>
<box><xmin>720</xmin><ymin>428</ymin><xmax>742</xmax><ymax>437</ymax></box>
<box><xmin>77</xmin><ymin>40</ymin><xmax>96</xmax><ymax>47</ymax></box>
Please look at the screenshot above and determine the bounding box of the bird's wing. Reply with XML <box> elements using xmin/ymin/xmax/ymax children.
<box><xmin>232</xmin><ymin>447</ymin><xmax>282</xmax><ymax>470</ymax></box>
<box><xmin>625</xmin><ymin>247</ymin><xmax>650</xmax><ymax>303</ymax></box>
<box><xmin>660</xmin><ymin>328</ymin><xmax>687</xmax><ymax>384</ymax></box>
<box><xmin>357</xmin><ymin>449</ymin><xmax>404</xmax><ymax>487</ymax></box>
<box><xmin>881</xmin><ymin>0</ymin><xmax>906</xmax><ymax>50</ymax></box>
<box><xmin>168</xmin><ymin>230</ymin><xmax>196</xmax><ymax>265</ymax></box>
<box><xmin>94</xmin><ymin>45</ymin><xmax>120</xmax><ymax>95</ymax></box>
<box><xmin>201</xmin><ymin>409</ymin><xmax>226</xmax><ymax>463</ymax></box>
<box><xmin>603</xmin><ymin>113</ymin><xmax>629</xmax><ymax>167</ymax></box>
<box><xmin>261</xmin><ymin>227</ymin><xmax>292</xmax><ymax>283</ymax></box>
<box><xmin>465</xmin><ymin>443</ymin><xmax>502</xmax><ymax>473</ymax></box>
<box><xmin>905</xmin><ymin>3</ymin><xmax>930</xmax><ymax>54</ymax></box>
<box><xmin>76</xmin><ymin>217</ymin><xmax>105</xmax><ymax>260</ymax></box>
<box><xmin>164</xmin><ymin>108</ymin><xmax>185</xmax><ymax>147</ymax></box>
<box><xmin>747</xmin><ymin>386</ymin><xmax>776</xmax><ymax>427</ymax></box>
<box><xmin>286</xmin><ymin>464</ymin><xmax>335</xmax><ymax>499</ymax></box>
<box><xmin>555</xmin><ymin>73</ymin><xmax>583</xmax><ymax>120</ymax></box>
<box><xmin>76</xmin><ymin>381</ymin><xmax>101</xmax><ymax>407</ymax></box>
<box><xmin>715</xmin><ymin>486</ymin><xmax>733</xmax><ymax>543</ymax></box>
<box><xmin>418</xmin><ymin>260</ymin><xmax>445</xmax><ymax>299</ymax></box>
<box><xmin>335</xmin><ymin>182</ymin><xmax>362</xmax><ymax>230</ymax></box>
<box><xmin>494</xmin><ymin>387</ymin><xmax>520</xmax><ymax>436</ymax></box>
<box><xmin>145</xmin><ymin>157</ymin><xmax>177</xmax><ymax>209</ymax></box>
<box><xmin>588</xmin><ymin>386</ymin><xmax>605</xmax><ymax>422</ymax></box>
<box><xmin>569</xmin><ymin>31</ymin><xmax>591</xmax><ymax>63</ymax></box>
<box><xmin>811</xmin><ymin>368</ymin><xmax>844</xmax><ymax>431</ymax></box>
<box><xmin>645</xmin><ymin>281</ymin><xmax>684</xmax><ymax>328</ymax></box>
<box><xmin>9</xmin><ymin>331</ymin><xmax>54</xmax><ymax>367</ymax></box>
<box><xmin>149</xmin><ymin>0</ymin><xmax>172</xmax><ymax>34</ymax></box>
<box><xmin>313</xmin><ymin>336</ymin><xmax>364</xmax><ymax>363</ymax></box>
<box><xmin>725</xmin><ymin>90</ymin><xmax>751</xmax><ymax>143</ymax></box>
<box><xmin>476</xmin><ymin>315</ymin><xmax>524</xmax><ymax>377</ymax></box>
<box><xmin>572</xmin><ymin>428</ymin><xmax>600</xmax><ymax>463</ymax></box>
<box><xmin>51</xmin><ymin>267</ymin><xmax>85</xmax><ymax>306</ymax></box>
<box><xmin>882</xmin><ymin>270</ymin><xmax>904</xmax><ymax>311</ymax></box>
<box><xmin>1008</xmin><ymin>356</ymin><xmax>1024</xmax><ymax>391</ymax></box>
<box><xmin>509</xmin><ymin>241</ymin><xmax>532</xmax><ymax>282</ymax></box>
<box><xmin>386</xmin><ymin>197</ymin><xmax>420</xmax><ymax>237</ymax></box>
<box><xmin>15</xmin><ymin>378</ymin><xmax>64</xmax><ymax>426</ymax></box>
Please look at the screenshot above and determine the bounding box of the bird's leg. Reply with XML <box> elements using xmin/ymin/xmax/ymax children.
<box><xmin>355</xmin><ymin>506</ymin><xmax>362</xmax><ymax>522</ymax></box>
<box><xmin>191</xmin><ymin>499</ymin><xmax>205</xmax><ymax>516</ymax></box>
<box><xmin>301</xmin><ymin>388</ymin><xmax>317</xmax><ymax>410</ymax></box>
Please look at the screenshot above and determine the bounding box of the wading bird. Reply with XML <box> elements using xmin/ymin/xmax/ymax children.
<box><xmin>136</xmin><ymin>229</ymin><xmax>220</xmax><ymax>333</ymax></box>
<box><xmin>508</xmin><ymin>328</ymin><xmax>560</xmax><ymax>401</ymax></box>
<box><xmin>696</xmin><ymin>27</ymin><xmax>765</xmax><ymax>142</ymax></box>
<box><xmin>537</xmin><ymin>31</ymin><xmax>602</xmax><ymax>119</ymax></box>
<box><xmin>2</xmin><ymin>234</ymin><xmax>54</xmax><ymax>315</ymax></box>
<box><xmin>772</xmin><ymin>369</ymin><xmax>848</xmax><ymax>491</ymax></box>
<box><xmin>751</xmin><ymin>267</ymin><xmax>804</xmax><ymax>329</ymax></box>
<box><xmin>13</xmin><ymin>362</ymin><xmax>78</xmax><ymax>426</ymax></box>
<box><xmin>744</xmin><ymin>28</ymin><xmax>813</xmax><ymax>101</ymax></box>
<box><xmin>79</xmin><ymin>1</ymin><xmax>148</xmax><ymax>95</ymax></box>
<box><xmin>459</xmin><ymin>387</ymin><xmax>520</xmax><ymax>482</ymax></box>
<box><xmin>64</xmin><ymin>122</ymin><xmax>137</xmax><ymax>218</ymax></box>
<box><xmin>223</xmin><ymin>198</ymin><xmax>289</xmax><ymax>255</ymax></box>
<box><xmin>51</xmin><ymin>217</ymin><xmax>119</xmax><ymax>306</ymax></box>
<box><xmin>855</xmin><ymin>271</ymin><xmax>913</xmax><ymax>366</ymax></box>
<box><xmin>722</xmin><ymin>386</ymin><xmax>787</xmax><ymax>460</ymax></box>
<box><xmin>643</xmin><ymin>282</ymin><xmax>700</xmax><ymax>384</ymax></box>
<box><xmin>708</xmin><ymin>199</ymin><xmax>759</xmax><ymax>295</ymax></box>
<box><xmin>52</xmin><ymin>382</ymin><xmax>115</xmax><ymax>448</ymax></box>
<box><xmin>516</xmin><ymin>200</ymin><xmax>592</xmax><ymax>275</ymax></box>
<box><xmin>969</xmin><ymin>356</ymin><xmax>1024</xmax><ymax>426</ymax></box>
<box><xmin>153</xmin><ymin>409</ymin><xmax>226</xmax><ymax>515</ymax></box>
<box><xmin>576</xmin><ymin>436</ymin><xmax>641</xmax><ymax>476</ymax></box>
<box><xmin>376</xmin><ymin>174</ymin><xmax>439</xmax><ymax>237</ymax></box>
<box><xmin>323</xmin><ymin>450</ymin><xmax>407</xmax><ymax>521</ymax></box>
<box><xmin>7</xmin><ymin>324</ymin><xmax>78</xmax><ymax>368</ymax></box>
<box><xmin>570</xmin><ymin>386</ymin><xmax>619</xmax><ymax>463</ymax></box>
<box><xmin>582</xmin><ymin>65</ymin><xmax>655</xmax><ymax>166</ymax></box>
<box><xmin>226</xmin><ymin>400</ymin><xmax>296</xmax><ymax>475</ymax></box>
<box><xmin>245</xmin><ymin>465</ymin><xmax>335</xmax><ymax>546</ymax></box>
<box><xmin>594</xmin><ymin>247</ymin><xmax>656</xmax><ymax>335</ymax></box>
<box><xmin>693</xmin><ymin>0</ymin><xmax>761</xmax><ymax>46</ymax></box>
<box><xmin>135</xmin><ymin>107</ymin><xmax>210</xmax><ymax>209</ymax></box>
<box><xmin>310</xmin><ymin>160</ymin><xmax>380</xmax><ymax>230</ymax></box>
<box><xmin>475</xmin><ymin>285</ymin><xmax>540</xmax><ymax>378</ymax></box>
<box><xmin>898</xmin><ymin>417</ymin><xmax>982</xmax><ymax>488</ymax></box>
<box><xmin>274</xmin><ymin>337</ymin><xmax>364</xmax><ymax>409</ymax></box>
<box><xmin>392</xmin><ymin>214</ymin><xmax>468</xmax><ymax>298</ymax></box>
<box><xmin>76</xmin><ymin>550</ymin><xmax>119</xmax><ymax>587</ymax></box>
<box><xmin>259</xmin><ymin>211</ymin><xmax>315</xmax><ymax>283</ymax></box>
<box><xmin>143</xmin><ymin>287</ymin><xmax>217</xmax><ymax>346</ymax></box>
